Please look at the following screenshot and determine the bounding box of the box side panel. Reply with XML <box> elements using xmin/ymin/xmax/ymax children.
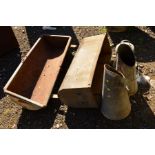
<box><xmin>58</xmin><ymin>88</ymin><xmax>98</xmax><ymax>108</ymax></box>
<box><xmin>92</xmin><ymin>34</ymin><xmax>112</xmax><ymax>104</ymax></box>
<box><xmin>9</xmin><ymin>95</ymin><xmax>42</xmax><ymax>110</ymax></box>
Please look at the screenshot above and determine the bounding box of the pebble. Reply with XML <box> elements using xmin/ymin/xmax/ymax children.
<box><xmin>42</xmin><ymin>26</ymin><xmax>57</xmax><ymax>31</ymax></box>
<box><xmin>147</xmin><ymin>95</ymin><xmax>153</xmax><ymax>100</ymax></box>
<box><xmin>131</xmin><ymin>100</ymin><xmax>136</xmax><ymax>104</ymax></box>
<box><xmin>144</xmin><ymin>91</ymin><xmax>149</xmax><ymax>95</ymax></box>
<box><xmin>12</xmin><ymin>124</ymin><xmax>16</xmax><ymax>128</ymax></box>
<box><xmin>70</xmin><ymin>44</ymin><xmax>77</xmax><ymax>48</ymax></box>
<box><xmin>149</xmin><ymin>69</ymin><xmax>153</xmax><ymax>73</ymax></box>
<box><xmin>72</xmin><ymin>51</ymin><xmax>76</xmax><ymax>56</ymax></box>
<box><xmin>110</xmin><ymin>43</ymin><xmax>114</xmax><ymax>47</ymax></box>
<box><xmin>137</xmin><ymin>75</ymin><xmax>150</xmax><ymax>85</ymax></box>
<box><xmin>150</xmin><ymin>79</ymin><xmax>155</xmax><ymax>89</ymax></box>
<box><xmin>144</xmin><ymin>75</ymin><xmax>151</xmax><ymax>81</ymax></box>
<box><xmin>22</xmin><ymin>30</ymin><xmax>25</xmax><ymax>33</ymax></box>
<box><xmin>145</xmin><ymin>30</ymin><xmax>148</xmax><ymax>33</ymax></box>
<box><xmin>138</xmin><ymin>64</ymin><xmax>144</xmax><ymax>68</ymax></box>
<box><xmin>112</xmin><ymin>54</ymin><xmax>116</xmax><ymax>58</ymax></box>
<box><xmin>56</xmin><ymin>124</ymin><xmax>60</xmax><ymax>128</ymax></box>
<box><xmin>145</xmin><ymin>96</ymin><xmax>150</xmax><ymax>101</ymax></box>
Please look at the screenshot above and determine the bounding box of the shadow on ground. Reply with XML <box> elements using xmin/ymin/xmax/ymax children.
<box><xmin>17</xmin><ymin>98</ymin><xmax>61</xmax><ymax>129</ymax></box>
<box><xmin>0</xmin><ymin>49</ymin><xmax>21</xmax><ymax>99</ymax></box>
<box><xmin>65</xmin><ymin>26</ymin><xmax>155</xmax><ymax>129</ymax></box>
<box><xmin>65</xmin><ymin>87</ymin><xmax>155</xmax><ymax>129</ymax></box>
<box><xmin>25</xmin><ymin>26</ymin><xmax>79</xmax><ymax>47</ymax></box>
<box><xmin>108</xmin><ymin>26</ymin><xmax>155</xmax><ymax>63</ymax></box>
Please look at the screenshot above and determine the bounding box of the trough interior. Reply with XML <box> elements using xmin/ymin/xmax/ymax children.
<box><xmin>6</xmin><ymin>36</ymin><xmax>70</xmax><ymax>106</ymax></box>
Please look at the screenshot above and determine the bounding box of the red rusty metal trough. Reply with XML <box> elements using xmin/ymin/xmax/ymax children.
<box><xmin>4</xmin><ymin>35</ymin><xmax>71</xmax><ymax>110</ymax></box>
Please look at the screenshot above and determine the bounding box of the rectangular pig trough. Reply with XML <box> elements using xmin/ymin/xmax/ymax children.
<box><xmin>4</xmin><ymin>35</ymin><xmax>71</xmax><ymax>110</ymax></box>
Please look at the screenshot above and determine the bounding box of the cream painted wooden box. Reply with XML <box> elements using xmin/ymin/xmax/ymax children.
<box><xmin>58</xmin><ymin>33</ymin><xmax>112</xmax><ymax>108</ymax></box>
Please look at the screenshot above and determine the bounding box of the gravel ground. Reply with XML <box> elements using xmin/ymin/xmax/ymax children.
<box><xmin>0</xmin><ymin>26</ymin><xmax>155</xmax><ymax>129</ymax></box>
